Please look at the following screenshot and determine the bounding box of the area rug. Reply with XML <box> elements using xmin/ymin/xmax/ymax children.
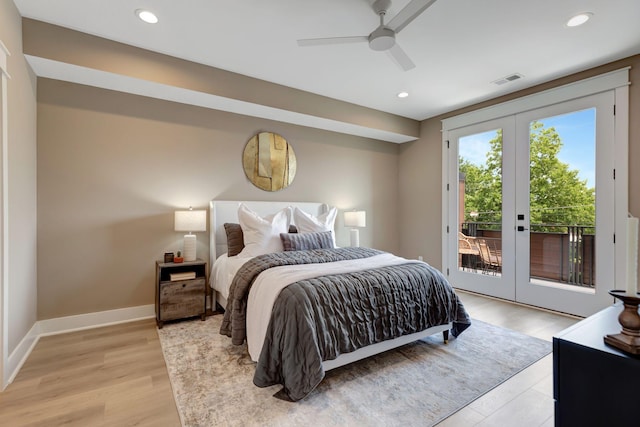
<box><xmin>157</xmin><ymin>315</ymin><xmax>550</xmax><ymax>427</ymax></box>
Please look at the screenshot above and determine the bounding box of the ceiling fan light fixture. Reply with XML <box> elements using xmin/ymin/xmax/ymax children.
<box><xmin>397</xmin><ymin>91</ymin><xmax>409</xmax><ymax>98</ymax></box>
<box><xmin>135</xmin><ymin>9</ymin><xmax>158</xmax><ymax>24</ymax></box>
<box><xmin>566</xmin><ymin>12</ymin><xmax>592</xmax><ymax>27</ymax></box>
<box><xmin>369</xmin><ymin>27</ymin><xmax>396</xmax><ymax>51</ymax></box>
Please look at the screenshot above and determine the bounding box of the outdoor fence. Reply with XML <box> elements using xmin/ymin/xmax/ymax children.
<box><xmin>461</xmin><ymin>222</ymin><xmax>595</xmax><ymax>287</ymax></box>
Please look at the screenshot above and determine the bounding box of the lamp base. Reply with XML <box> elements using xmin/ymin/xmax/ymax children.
<box><xmin>349</xmin><ymin>229</ymin><xmax>360</xmax><ymax>247</ymax></box>
<box><xmin>183</xmin><ymin>234</ymin><xmax>197</xmax><ymax>262</ymax></box>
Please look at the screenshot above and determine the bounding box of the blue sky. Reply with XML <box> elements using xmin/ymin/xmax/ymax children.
<box><xmin>541</xmin><ymin>109</ymin><xmax>595</xmax><ymax>189</ymax></box>
<box><xmin>460</xmin><ymin>108</ymin><xmax>596</xmax><ymax>189</ymax></box>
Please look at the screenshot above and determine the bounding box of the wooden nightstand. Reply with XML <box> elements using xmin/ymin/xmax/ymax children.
<box><xmin>155</xmin><ymin>259</ymin><xmax>207</xmax><ymax>328</ymax></box>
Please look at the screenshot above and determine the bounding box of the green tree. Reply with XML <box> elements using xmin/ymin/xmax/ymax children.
<box><xmin>460</xmin><ymin>122</ymin><xmax>595</xmax><ymax>232</ymax></box>
<box><xmin>459</xmin><ymin>129</ymin><xmax>503</xmax><ymax>228</ymax></box>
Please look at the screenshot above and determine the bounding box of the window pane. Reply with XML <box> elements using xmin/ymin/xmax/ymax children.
<box><xmin>458</xmin><ymin>129</ymin><xmax>502</xmax><ymax>275</ymax></box>
<box><xmin>529</xmin><ymin>109</ymin><xmax>596</xmax><ymax>288</ymax></box>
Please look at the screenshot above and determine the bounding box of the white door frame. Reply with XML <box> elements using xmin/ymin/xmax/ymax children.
<box><xmin>442</xmin><ymin>68</ymin><xmax>629</xmax><ymax>317</ymax></box>
<box><xmin>0</xmin><ymin>39</ymin><xmax>10</xmax><ymax>390</ymax></box>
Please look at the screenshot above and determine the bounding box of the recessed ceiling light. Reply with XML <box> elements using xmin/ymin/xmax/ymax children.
<box><xmin>566</xmin><ymin>12</ymin><xmax>592</xmax><ymax>27</ymax></box>
<box><xmin>136</xmin><ymin>9</ymin><xmax>158</xmax><ymax>24</ymax></box>
<box><xmin>397</xmin><ymin>92</ymin><xmax>409</xmax><ymax>98</ymax></box>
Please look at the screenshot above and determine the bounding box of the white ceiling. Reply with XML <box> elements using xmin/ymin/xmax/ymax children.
<box><xmin>13</xmin><ymin>0</ymin><xmax>640</xmax><ymax>121</ymax></box>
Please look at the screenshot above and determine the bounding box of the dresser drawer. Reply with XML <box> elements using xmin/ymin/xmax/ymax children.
<box><xmin>159</xmin><ymin>278</ymin><xmax>205</xmax><ymax>321</ymax></box>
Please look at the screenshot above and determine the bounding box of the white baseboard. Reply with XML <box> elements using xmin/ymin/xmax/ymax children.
<box><xmin>3</xmin><ymin>304</ymin><xmax>155</xmax><ymax>389</ymax></box>
<box><xmin>5</xmin><ymin>322</ymin><xmax>40</xmax><ymax>388</ymax></box>
<box><xmin>37</xmin><ymin>304</ymin><xmax>155</xmax><ymax>336</ymax></box>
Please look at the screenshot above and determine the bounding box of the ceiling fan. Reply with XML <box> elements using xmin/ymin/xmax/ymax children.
<box><xmin>297</xmin><ymin>0</ymin><xmax>438</xmax><ymax>71</ymax></box>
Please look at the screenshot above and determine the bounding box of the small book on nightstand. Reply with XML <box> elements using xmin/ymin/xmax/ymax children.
<box><xmin>169</xmin><ymin>271</ymin><xmax>196</xmax><ymax>281</ymax></box>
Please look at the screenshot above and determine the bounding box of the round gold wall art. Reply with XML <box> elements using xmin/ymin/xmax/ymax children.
<box><xmin>243</xmin><ymin>132</ymin><xmax>297</xmax><ymax>192</ymax></box>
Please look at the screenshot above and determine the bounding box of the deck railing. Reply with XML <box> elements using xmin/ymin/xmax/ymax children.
<box><xmin>460</xmin><ymin>222</ymin><xmax>595</xmax><ymax>288</ymax></box>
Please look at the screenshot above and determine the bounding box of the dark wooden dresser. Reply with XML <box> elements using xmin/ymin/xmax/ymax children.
<box><xmin>553</xmin><ymin>305</ymin><xmax>640</xmax><ymax>427</ymax></box>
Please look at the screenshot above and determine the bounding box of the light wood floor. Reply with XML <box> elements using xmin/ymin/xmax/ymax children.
<box><xmin>0</xmin><ymin>291</ymin><xmax>580</xmax><ymax>427</ymax></box>
<box><xmin>437</xmin><ymin>290</ymin><xmax>580</xmax><ymax>427</ymax></box>
<box><xmin>0</xmin><ymin>319</ymin><xmax>181</xmax><ymax>427</ymax></box>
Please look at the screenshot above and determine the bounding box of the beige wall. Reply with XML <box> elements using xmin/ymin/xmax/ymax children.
<box><xmin>0</xmin><ymin>0</ymin><xmax>38</xmax><ymax>357</ymax></box>
<box><xmin>37</xmin><ymin>79</ymin><xmax>399</xmax><ymax>320</ymax></box>
<box><xmin>399</xmin><ymin>55</ymin><xmax>640</xmax><ymax>269</ymax></box>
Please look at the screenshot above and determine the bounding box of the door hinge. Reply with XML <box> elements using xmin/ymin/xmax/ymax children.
<box><xmin>446</xmin><ymin>225</ymin><xmax>450</xmax><ymax>233</ymax></box>
<box><xmin>613</xmin><ymin>169</ymin><xmax>616</xmax><ymax>180</ymax></box>
<box><xmin>614</xmin><ymin>104</ymin><xmax>616</xmax><ymax>115</ymax></box>
<box><xmin>446</xmin><ymin>140</ymin><xmax>450</xmax><ymax>148</ymax></box>
<box><xmin>614</xmin><ymin>233</ymin><xmax>616</xmax><ymax>244</ymax></box>
<box><xmin>447</xmin><ymin>268</ymin><xmax>450</xmax><ymax>276</ymax></box>
<box><xmin>446</xmin><ymin>183</ymin><xmax>450</xmax><ymax>191</ymax></box>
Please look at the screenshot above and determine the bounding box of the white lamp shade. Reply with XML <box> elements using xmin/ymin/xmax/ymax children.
<box><xmin>174</xmin><ymin>210</ymin><xmax>207</xmax><ymax>232</ymax></box>
<box><xmin>344</xmin><ymin>211</ymin><xmax>366</xmax><ymax>228</ymax></box>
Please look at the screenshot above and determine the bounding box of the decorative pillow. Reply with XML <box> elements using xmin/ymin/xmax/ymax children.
<box><xmin>293</xmin><ymin>206</ymin><xmax>338</xmax><ymax>246</ymax></box>
<box><xmin>280</xmin><ymin>231</ymin><xmax>334</xmax><ymax>251</ymax></box>
<box><xmin>237</xmin><ymin>204</ymin><xmax>289</xmax><ymax>258</ymax></box>
<box><xmin>223</xmin><ymin>223</ymin><xmax>244</xmax><ymax>257</ymax></box>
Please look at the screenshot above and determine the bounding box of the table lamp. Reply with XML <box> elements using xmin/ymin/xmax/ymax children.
<box><xmin>174</xmin><ymin>207</ymin><xmax>207</xmax><ymax>262</ymax></box>
<box><xmin>344</xmin><ymin>210</ymin><xmax>366</xmax><ymax>247</ymax></box>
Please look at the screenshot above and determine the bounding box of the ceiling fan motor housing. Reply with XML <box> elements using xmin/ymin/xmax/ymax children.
<box><xmin>369</xmin><ymin>27</ymin><xmax>396</xmax><ymax>51</ymax></box>
<box><xmin>372</xmin><ymin>0</ymin><xmax>392</xmax><ymax>15</ymax></box>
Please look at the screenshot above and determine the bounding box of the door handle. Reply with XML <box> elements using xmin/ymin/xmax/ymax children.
<box><xmin>517</xmin><ymin>226</ymin><xmax>529</xmax><ymax>232</ymax></box>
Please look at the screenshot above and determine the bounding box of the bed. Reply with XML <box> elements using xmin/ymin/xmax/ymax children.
<box><xmin>209</xmin><ymin>200</ymin><xmax>471</xmax><ymax>401</ymax></box>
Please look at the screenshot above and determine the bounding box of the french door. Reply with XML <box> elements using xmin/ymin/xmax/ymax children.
<box><xmin>447</xmin><ymin>117</ymin><xmax>516</xmax><ymax>301</ymax></box>
<box><xmin>446</xmin><ymin>91</ymin><xmax>615</xmax><ymax>317</ymax></box>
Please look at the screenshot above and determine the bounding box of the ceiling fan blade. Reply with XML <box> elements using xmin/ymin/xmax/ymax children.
<box><xmin>387</xmin><ymin>43</ymin><xmax>416</xmax><ymax>71</ymax></box>
<box><xmin>387</xmin><ymin>0</ymin><xmax>438</xmax><ymax>33</ymax></box>
<box><xmin>297</xmin><ymin>36</ymin><xmax>368</xmax><ymax>47</ymax></box>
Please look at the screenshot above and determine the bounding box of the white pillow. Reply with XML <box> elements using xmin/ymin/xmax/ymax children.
<box><xmin>293</xmin><ymin>206</ymin><xmax>337</xmax><ymax>246</ymax></box>
<box><xmin>237</xmin><ymin>204</ymin><xmax>289</xmax><ymax>258</ymax></box>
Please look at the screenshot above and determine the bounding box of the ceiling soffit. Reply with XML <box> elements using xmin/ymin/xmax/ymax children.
<box><xmin>22</xmin><ymin>19</ymin><xmax>420</xmax><ymax>144</ymax></box>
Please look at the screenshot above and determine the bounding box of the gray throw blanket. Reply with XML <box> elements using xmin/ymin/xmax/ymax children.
<box><xmin>220</xmin><ymin>248</ymin><xmax>471</xmax><ymax>401</ymax></box>
<box><xmin>220</xmin><ymin>247</ymin><xmax>385</xmax><ymax>345</ymax></box>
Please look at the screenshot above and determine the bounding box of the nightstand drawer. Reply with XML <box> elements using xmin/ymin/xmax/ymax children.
<box><xmin>159</xmin><ymin>278</ymin><xmax>205</xmax><ymax>321</ymax></box>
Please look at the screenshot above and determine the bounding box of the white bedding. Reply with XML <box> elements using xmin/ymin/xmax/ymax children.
<box><xmin>210</xmin><ymin>254</ymin><xmax>249</xmax><ymax>300</ymax></box>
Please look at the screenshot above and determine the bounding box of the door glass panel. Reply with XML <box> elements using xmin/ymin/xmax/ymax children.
<box><xmin>458</xmin><ymin>129</ymin><xmax>503</xmax><ymax>275</ymax></box>
<box><xmin>528</xmin><ymin>109</ymin><xmax>596</xmax><ymax>288</ymax></box>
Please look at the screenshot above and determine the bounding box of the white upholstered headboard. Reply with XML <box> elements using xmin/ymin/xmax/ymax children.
<box><xmin>208</xmin><ymin>200</ymin><xmax>328</xmax><ymax>268</ymax></box>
